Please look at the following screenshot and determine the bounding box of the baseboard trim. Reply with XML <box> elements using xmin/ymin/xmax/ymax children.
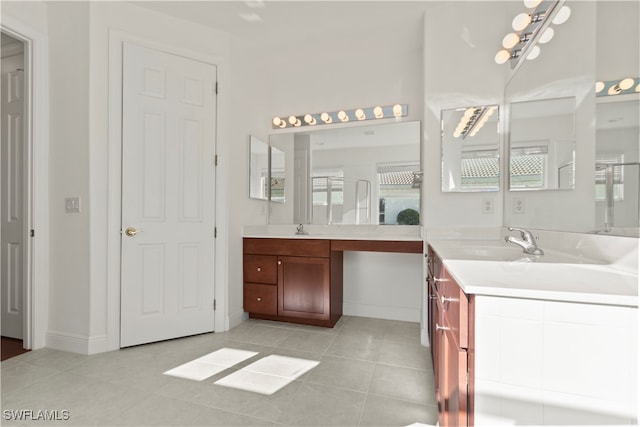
<box><xmin>228</xmin><ymin>311</ymin><xmax>248</xmax><ymax>331</ymax></box>
<box><xmin>46</xmin><ymin>330</ymin><xmax>91</xmax><ymax>355</ymax></box>
<box><xmin>343</xmin><ymin>303</ymin><xmax>420</xmax><ymax>323</ymax></box>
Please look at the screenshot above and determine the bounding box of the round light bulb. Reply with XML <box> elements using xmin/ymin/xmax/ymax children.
<box><xmin>538</xmin><ymin>27</ymin><xmax>554</xmax><ymax>44</ymax></box>
<box><xmin>392</xmin><ymin>104</ymin><xmax>403</xmax><ymax>117</ymax></box>
<box><xmin>527</xmin><ymin>45</ymin><xmax>541</xmax><ymax>60</ymax></box>
<box><xmin>320</xmin><ymin>112</ymin><xmax>331</xmax><ymax>123</ymax></box>
<box><xmin>524</xmin><ymin>0</ymin><xmax>543</xmax><ymax>8</ymax></box>
<box><xmin>463</xmin><ymin>107</ymin><xmax>475</xmax><ymax>118</ymax></box>
<box><xmin>552</xmin><ymin>6</ymin><xmax>571</xmax><ymax>25</ymax></box>
<box><xmin>619</xmin><ymin>78</ymin><xmax>634</xmax><ymax>90</ymax></box>
<box><xmin>288</xmin><ymin>115</ymin><xmax>297</xmax><ymax>125</ymax></box>
<box><xmin>495</xmin><ymin>49</ymin><xmax>511</xmax><ymax>65</ymax></box>
<box><xmin>512</xmin><ymin>13</ymin><xmax>531</xmax><ymax>31</ymax></box>
<box><xmin>595</xmin><ymin>81</ymin><xmax>605</xmax><ymax>93</ymax></box>
<box><xmin>294</xmin><ymin>118</ymin><xmax>302</xmax><ymax>127</ymax></box>
<box><xmin>272</xmin><ymin>117</ymin><xmax>282</xmax><ymax>127</ymax></box>
<box><xmin>453</xmin><ymin>129</ymin><xmax>463</xmax><ymax>138</ymax></box>
<box><xmin>486</xmin><ymin>107</ymin><xmax>496</xmax><ymax>117</ymax></box>
<box><xmin>502</xmin><ymin>33</ymin><xmax>520</xmax><ymax>49</ymax></box>
<box><xmin>373</xmin><ymin>106</ymin><xmax>383</xmax><ymax>118</ymax></box>
<box><xmin>304</xmin><ymin>114</ymin><xmax>313</xmax><ymax>124</ymax></box>
<box><xmin>355</xmin><ymin>108</ymin><xmax>365</xmax><ymax>120</ymax></box>
<box><xmin>338</xmin><ymin>110</ymin><xmax>348</xmax><ymax>122</ymax></box>
<box><xmin>608</xmin><ymin>85</ymin><xmax>622</xmax><ymax>96</ymax></box>
<box><xmin>636</xmin><ymin>83</ymin><xmax>640</xmax><ymax>93</ymax></box>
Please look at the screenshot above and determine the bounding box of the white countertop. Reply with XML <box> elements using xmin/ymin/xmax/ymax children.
<box><xmin>429</xmin><ymin>239</ymin><xmax>638</xmax><ymax>307</ymax></box>
<box><xmin>243</xmin><ymin>224</ymin><xmax>424</xmax><ymax>241</ymax></box>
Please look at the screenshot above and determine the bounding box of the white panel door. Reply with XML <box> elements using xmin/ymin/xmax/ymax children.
<box><xmin>1</xmin><ymin>54</ymin><xmax>25</xmax><ymax>340</ymax></box>
<box><xmin>120</xmin><ymin>43</ymin><xmax>216</xmax><ymax>347</ymax></box>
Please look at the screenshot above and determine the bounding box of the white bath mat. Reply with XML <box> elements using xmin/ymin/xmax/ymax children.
<box><xmin>163</xmin><ymin>348</ymin><xmax>258</xmax><ymax>381</ymax></box>
<box><xmin>214</xmin><ymin>354</ymin><xmax>319</xmax><ymax>395</ymax></box>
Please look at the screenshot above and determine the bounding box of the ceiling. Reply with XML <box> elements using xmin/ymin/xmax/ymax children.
<box><xmin>132</xmin><ymin>1</ymin><xmax>427</xmax><ymax>48</ymax></box>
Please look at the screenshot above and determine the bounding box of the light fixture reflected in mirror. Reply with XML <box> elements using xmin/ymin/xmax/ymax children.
<box><xmin>596</xmin><ymin>77</ymin><xmax>640</xmax><ymax>97</ymax></box>
<box><xmin>272</xmin><ymin>104</ymin><xmax>408</xmax><ymax>129</ymax></box>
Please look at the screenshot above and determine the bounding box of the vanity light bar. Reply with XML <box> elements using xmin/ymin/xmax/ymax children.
<box><xmin>271</xmin><ymin>104</ymin><xmax>408</xmax><ymax>129</ymax></box>
<box><xmin>595</xmin><ymin>77</ymin><xmax>640</xmax><ymax>97</ymax></box>
<box><xmin>495</xmin><ymin>0</ymin><xmax>570</xmax><ymax>68</ymax></box>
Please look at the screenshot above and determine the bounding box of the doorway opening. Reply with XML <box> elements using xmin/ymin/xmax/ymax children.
<box><xmin>1</xmin><ymin>31</ymin><xmax>30</xmax><ymax>358</ymax></box>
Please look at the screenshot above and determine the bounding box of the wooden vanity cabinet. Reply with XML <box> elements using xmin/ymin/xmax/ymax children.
<box><xmin>428</xmin><ymin>244</ymin><xmax>474</xmax><ymax>426</ymax></box>
<box><xmin>243</xmin><ymin>238</ymin><xmax>343</xmax><ymax>327</ymax></box>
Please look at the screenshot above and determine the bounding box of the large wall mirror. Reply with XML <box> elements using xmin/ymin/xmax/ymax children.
<box><xmin>503</xmin><ymin>0</ymin><xmax>638</xmax><ymax>236</ymax></box>
<box><xmin>509</xmin><ymin>97</ymin><xmax>576</xmax><ymax>191</ymax></box>
<box><xmin>441</xmin><ymin>105</ymin><xmax>500</xmax><ymax>192</ymax></box>
<box><xmin>269</xmin><ymin>121</ymin><xmax>421</xmax><ymax>226</ymax></box>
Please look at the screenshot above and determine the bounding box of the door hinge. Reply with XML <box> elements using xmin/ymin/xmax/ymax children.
<box><xmin>215</xmin><ymin>81</ymin><xmax>219</xmax><ymax>95</ymax></box>
<box><xmin>30</xmin><ymin>229</ymin><xmax>35</xmax><ymax>237</ymax></box>
<box><xmin>214</xmin><ymin>227</ymin><xmax>217</xmax><ymax>238</ymax></box>
<box><xmin>215</xmin><ymin>154</ymin><xmax>218</xmax><ymax>166</ymax></box>
<box><xmin>213</xmin><ymin>299</ymin><xmax>217</xmax><ymax>310</ymax></box>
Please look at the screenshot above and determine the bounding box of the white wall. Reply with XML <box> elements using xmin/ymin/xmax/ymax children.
<box><xmin>46</xmin><ymin>1</ymin><xmax>92</xmax><ymax>347</ymax></box>
<box><xmin>229</xmin><ymin>23</ymin><xmax>425</xmax><ymax>325</ymax></box>
<box><xmin>422</xmin><ymin>2</ymin><xmax>509</xmax><ymax>232</ymax></box>
<box><xmin>503</xmin><ymin>1</ymin><xmax>597</xmax><ymax>232</ymax></box>
<box><xmin>1</xmin><ymin>1</ymin><xmax>48</xmax><ymax>34</ymax></box>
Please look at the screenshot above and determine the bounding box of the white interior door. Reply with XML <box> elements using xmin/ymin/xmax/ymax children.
<box><xmin>1</xmin><ymin>52</ymin><xmax>25</xmax><ymax>340</ymax></box>
<box><xmin>120</xmin><ymin>42</ymin><xmax>217</xmax><ymax>347</ymax></box>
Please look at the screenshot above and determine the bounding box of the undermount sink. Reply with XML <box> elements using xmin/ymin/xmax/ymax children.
<box><xmin>434</xmin><ymin>240</ymin><xmax>605</xmax><ymax>265</ymax></box>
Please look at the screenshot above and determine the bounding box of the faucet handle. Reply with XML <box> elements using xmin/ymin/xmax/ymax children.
<box><xmin>507</xmin><ymin>227</ymin><xmax>535</xmax><ymax>243</ymax></box>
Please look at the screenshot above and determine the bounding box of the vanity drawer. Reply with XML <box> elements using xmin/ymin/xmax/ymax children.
<box><xmin>244</xmin><ymin>283</ymin><xmax>277</xmax><ymax>315</ymax></box>
<box><xmin>244</xmin><ymin>254</ymin><xmax>277</xmax><ymax>284</ymax></box>
<box><xmin>244</xmin><ymin>238</ymin><xmax>330</xmax><ymax>258</ymax></box>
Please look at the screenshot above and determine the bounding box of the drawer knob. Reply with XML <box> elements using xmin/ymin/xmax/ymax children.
<box><xmin>435</xmin><ymin>323</ymin><xmax>450</xmax><ymax>332</ymax></box>
<box><xmin>257</xmin><ymin>267</ymin><xmax>262</xmax><ymax>272</ymax></box>
<box><xmin>278</xmin><ymin>260</ymin><xmax>282</xmax><ymax>265</ymax></box>
<box><xmin>257</xmin><ymin>297</ymin><xmax>262</xmax><ymax>302</ymax></box>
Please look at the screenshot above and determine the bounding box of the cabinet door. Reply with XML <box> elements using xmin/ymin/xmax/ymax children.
<box><xmin>278</xmin><ymin>256</ymin><xmax>330</xmax><ymax>320</ymax></box>
<box><xmin>440</xmin><ymin>328</ymin><xmax>468</xmax><ymax>427</ymax></box>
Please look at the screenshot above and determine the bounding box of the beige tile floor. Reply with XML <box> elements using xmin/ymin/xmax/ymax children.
<box><xmin>1</xmin><ymin>316</ymin><xmax>438</xmax><ymax>426</ymax></box>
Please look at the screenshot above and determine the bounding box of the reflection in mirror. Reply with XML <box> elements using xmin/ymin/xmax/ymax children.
<box><xmin>441</xmin><ymin>105</ymin><xmax>499</xmax><ymax>192</ymax></box>
<box><xmin>270</xmin><ymin>145</ymin><xmax>285</xmax><ymax>203</ymax></box>
<box><xmin>269</xmin><ymin>121</ymin><xmax>421</xmax><ymax>226</ymax></box>
<box><xmin>595</xmin><ymin>98</ymin><xmax>640</xmax><ymax>233</ymax></box>
<box><xmin>509</xmin><ymin>97</ymin><xmax>576</xmax><ymax>190</ymax></box>
<box><xmin>249</xmin><ymin>135</ymin><xmax>269</xmax><ymax>200</ymax></box>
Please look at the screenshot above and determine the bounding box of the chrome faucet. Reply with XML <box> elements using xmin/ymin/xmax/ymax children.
<box><xmin>504</xmin><ymin>227</ymin><xmax>544</xmax><ymax>255</ymax></box>
<box><xmin>295</xmin><ymin>224</ymin><xmax>308</xmax><ymax>235</ymax></box>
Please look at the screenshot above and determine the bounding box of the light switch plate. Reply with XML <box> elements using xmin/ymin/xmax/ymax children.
<box><xmin>65</xmin><ymin>197</ymin><xmax>81</xmax><ymax>213</ymax></box>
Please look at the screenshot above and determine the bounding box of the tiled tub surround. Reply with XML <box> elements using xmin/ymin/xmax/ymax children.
<box><xmin>428</xmin><ymin>230</ymin><xmax>638</xmax><ymax>425</ymax></box>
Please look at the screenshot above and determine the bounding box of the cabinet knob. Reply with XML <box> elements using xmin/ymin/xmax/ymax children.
<box><xmin>277</xmin><ymin>260</ymin><xmax>282</xmax><ymax>265</ymax></box>
<box><xmin>441</xmin><ymin>296</ymin><xmax>456</xmax><ymax>304</ymax></box>
<box><xmin>435</xmin><ymin>323</ymin><xmax>450</xmax><ymax>332</ymax></box>
<box><xmin>434</xmin><ymin>277</ymin><xmax>448</xmax><ymax>283</ymax></box>
<box><xmin>257</xmin><ymin>267</ymin><xmax>262</xmax><ymax>272</ymax></box>
<box><xmin>257</xmin><ymin>297</ymin><xmax>262</xmax><ymax>302</ymax></box>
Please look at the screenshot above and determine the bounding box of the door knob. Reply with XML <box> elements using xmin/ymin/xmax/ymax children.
<box><xmin>125</xmin><ymin>227</ymin><xmax>143</xmax><ymax>237</ymax></box>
